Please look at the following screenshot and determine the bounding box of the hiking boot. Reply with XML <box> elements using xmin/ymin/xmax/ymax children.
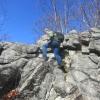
<box><xmin>58</xmin><ymin>62</ymin><xmax>67</xmax><ymax>73</ymax></box>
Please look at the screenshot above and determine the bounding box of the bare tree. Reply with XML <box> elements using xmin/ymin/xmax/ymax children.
<box><xmin>34</xmin><ymin>0</ymin><xmax>100</xmax><ymax>34</ymax></box>
<box><xmin>94</xmin><ymin>0</ymin><xmax>100</xmax><ymax>26</ymax></box>
<box><xmin>36</xmin><ymin>0</ymin><xmax>72</xmax><ymax>33</ymax></box>
<box><xmin>80</xmin><ymin>0</ymin><xmax>100</xmax><ymax>28</ymax></box>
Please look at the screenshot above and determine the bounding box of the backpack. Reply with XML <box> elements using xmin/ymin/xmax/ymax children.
<box><xmin>53</xmin><ymin>32</ymin><xmax>64</xmax><ymax>43</ymax></box>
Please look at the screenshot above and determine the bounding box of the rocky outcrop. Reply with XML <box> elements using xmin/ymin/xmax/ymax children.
<box><xmin>0</xmin><ymin>67</ymin><xmax>21</xmax><ymax>98</ymax></box>
<box><xmin>0</xmin><ymin>27</ymin><xmax>100</xmax><ymax>100</ymax></box>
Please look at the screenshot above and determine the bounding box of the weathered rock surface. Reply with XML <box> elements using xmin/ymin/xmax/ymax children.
<box><xmin>63</xmin><ymin>32</ymin><xmax>81</xmax><ymax>50</ymax></box>
<box><xmin>0</xmin><ymin>67</ymin><xmax>21</xmax><ymax>98</ymax></box>
<box><xmin>0</xmin><ymin>27</ymin><xmax>100</xmax><ymax>100</ymax></box>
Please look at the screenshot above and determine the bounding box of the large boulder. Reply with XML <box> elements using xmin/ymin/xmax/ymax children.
<box><xmin>0</xmin><ymin>49</ymin><xmax>20</xmax><ymax>64</ymax></box>
<box><xmin>54</xmin><ymin>82</ymin><xmax>77</xmax><ymax>98</ymax></box>
<box><xmin>1</xmin><ymin>27</ymin><xmax>100</xmax><ymax>100</ymax></box>
<box><xmin>79</xmin><ymin>31</ymin><xmax>91</xmax><ymax>46</ymax></box>
<box><xmin>63</xmin><ymin>32</ymin><xmax>81</xmax><ymax>50</ymax></box>
<box><xmin>90</xmin><ymin>27</ymin><xmax>100</xmax><ymax>39</ymax></box>
<box><xmin>88</xmin><ymin>27</ymin><xmax>100</xmax><ymax>55</ymax></box>
<box><xmin>70</xmin><ymin>54</ymin><xmax>100</xmax><ymax>100</ymax></box>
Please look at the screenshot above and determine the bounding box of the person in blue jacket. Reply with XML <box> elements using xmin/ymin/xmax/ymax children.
<box><xmin>42</xmin><ymin>28</ymin><xmax>64</xmax><ymax>66</ymax></box>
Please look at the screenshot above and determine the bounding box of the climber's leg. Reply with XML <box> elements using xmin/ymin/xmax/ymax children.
<box><xmin>53</xmin><ymin>48</ymin><xmax>62</xmax><ymax>65</ymax></box>
<box><xmin>42</xmin><ymin>43</ymin><xmax>49</xmax><ymax>61</ymax></box>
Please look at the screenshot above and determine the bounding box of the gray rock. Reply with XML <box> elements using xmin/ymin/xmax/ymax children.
<box><xmin>26</xmin><ymin>45</ymin><xmax>39</xmax><ymax>54</ymax></box>
<box><xmin>75</xmin><ymin>95</ymin><xmax>83</xmax><ymax>100</ymax></box>
<box><xmin>19</xmin><ymin>60</ymin><xmax>49</xmax><ymax>93</ymax></box>
<box><xmin>54</xmin><ymin>82</ymin><xmax>77</xmax><ymax>98</ymax></box>
<box><xmin>73</xmin><ymin>39</ymin><xmax>80</xmax><ymax>47</ymax></box>
<box><xmin>70</xmin><ymin>54</ymin><xmax>100</xmax><ymax>99</ymax></box>
<box><xmin>90</xmin><ymin>27</ymin><xmax>100</xmax><ymax>33</ymax></box>
<box><xmin>98</xmin><ymin>61</ymin><xmax>100</xmax><ymax>68</ymax></box>
<box><xmin>9</xmin><ymin>44</ymin><xmax>26</xmax><ymax>53</ymax></box>
<box><xmin>1</xmin><ymin>42</ymin><xmax>14</xmax><ymax>50</ymax></box>
<box><xmin>0</xmin><ymin>48</ymin><xmax>20</xmax><ymax>64</ymax></box>
<box><xmin>89</xmin><ymin>53</ymin><xmax>99</xmax><ymax>64</ymax></box>
<box><xmin>38</xmin><ymin>73</ymin><xmax>53</xmax><ymax>100</ymax></box>
<box><xmin>89</xmin><ymin>39</ymin><xmax>100</xmax><ymax>55</ymax></box>
<box><xmin>63</xmin><ymin>33</ymin><xmax>81</xmax><ymax>50</ymax></box>
<box><xmin>0</xmin><ymin>67</ymin><xmax>21</xmax><ymax>98</ymax></box>
<box><xmin>63</xmin><ymin>40</ymin><xmax>76</xmax><ymax>50</ymax></box>
<box><xmin>82</xmin><ymin>45</ymin><xmax>89</xmax><ymax>54</ymax></box>
<box><xmin>53</xmin><ymin>67</ymin><xmax>65</xmax><ymax>82</ymax></box>
<box><xmin>10</xmin><ymin>58</ymin><xmax>28</xmax><ymax>69</ymax></box>
<box><xmin>69</xmin><ymin>30</ymin><xmax>78</xmax><ymax>34</ymax></box>
<box><xmin>71</xmin><ymin>54</ymin><xmax>97</xmax><ymax>69</ymax></box>
<box><xmin>71</xmin><ymin>70</ymin><xmax>88</xmax><ymax>82</ymax></box>
<box><xmin>91</xmin><ymin>33</ymin><xmax>100</xmax><ymax>40</ymax></box>
<box><xmin>89</xmin><ymin>27</ymin><xmax>100</xmax><ymax>40</ymax></box>
<box><xmin>47</xmin><ymin>88</ymin><xmax>57</xmax><ymax>100</ymax></box>
<box><xmin>79</xmin><ymin>31</ymin><xmax>91</xmax><ymax>45</ymax></box>
<box><xmin>54</xmin><ymin>82</ymin><xmax>67</xmax><ymax>97</ymax></box>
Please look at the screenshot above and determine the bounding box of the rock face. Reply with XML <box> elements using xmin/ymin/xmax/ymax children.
<box><xmin>0</xmin><ymin>67</ymin><xmax>21</xmax><ymax>98</ymax></box>
<box><xmin>0</xmin><ymin>27</ymin><xmax>100</xmax><ymax>100</ymax></box>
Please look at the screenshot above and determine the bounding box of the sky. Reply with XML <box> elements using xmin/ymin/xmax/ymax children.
<box><xmin>0</xmin><ymin>0</ymin><xmax>43</xmax><ymax>44</ymax></box>
<box><xmin>0</xmin><ymin>0</ymin><xmax>95</xmax><ymax>44</ymax></box>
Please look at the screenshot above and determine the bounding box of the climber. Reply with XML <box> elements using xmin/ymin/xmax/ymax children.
<box><xmin>42</xmin><ymin>28</ymin><xmax>64</xmax><ymax>67</ymax></box>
